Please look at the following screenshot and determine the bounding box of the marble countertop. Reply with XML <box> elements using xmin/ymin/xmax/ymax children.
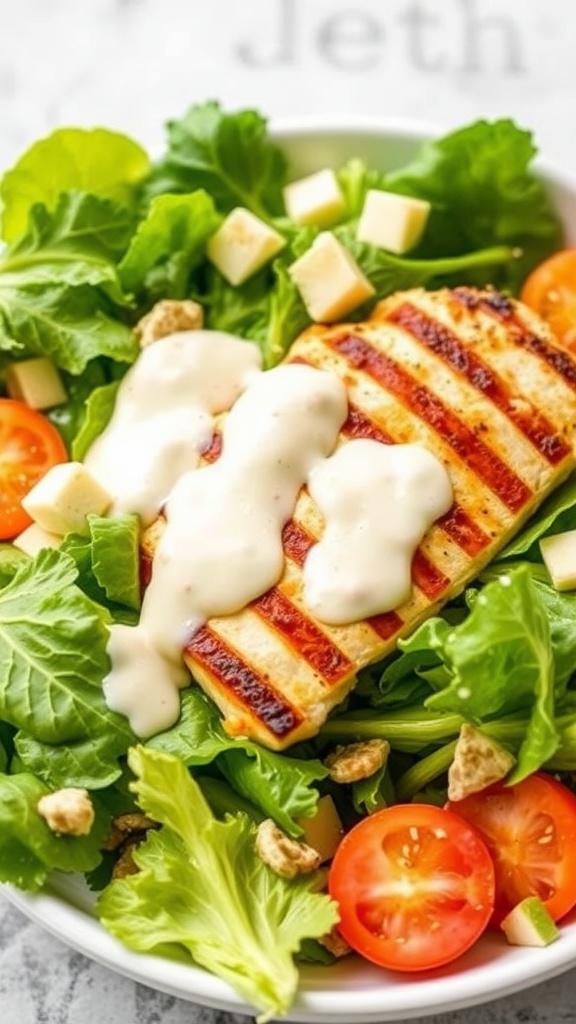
<box><xmin>2</xmin><ymin>1</ymin><xmax>576</xmax><ymax>1021</ymax></box>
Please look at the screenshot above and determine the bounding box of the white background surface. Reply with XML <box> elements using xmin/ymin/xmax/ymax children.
<box><xmin>1</xmin><ymin>1</ymin><xmax>576</xmax><ymax>1021</ymax></box>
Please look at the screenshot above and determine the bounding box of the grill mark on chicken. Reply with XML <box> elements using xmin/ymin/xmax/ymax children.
<box><xmin>202</xmin><ymin>431</ymin><xmax>222</xmax><ymax>463</ymax></box>
<box><xmin>252</xmin><ymin>589</ymin><xmax>353</xmax><ymax>685</ymax></box>
<box><xmin>343</xmin><ymin>403</ymin><xmax>394</xmax><ymax>443</ymax></box>
<box><xmin>435</xmin><ymin>505</ymin><xmax>492</xmax><ymax>557</ymax></box>
<box><xmin>387</xmin><ymin>301</ymin><xmax>571</xmax><ymax>465</ymax></box>
<box><xmin>411</xmin><ymin>548</ymin><xmax>450</xmax><ymax>600</ymax></box>
<box><xmin>185</xmin><ymin>627</ymin><xmax>304</xmax><ymax>739</ymax></box>
<box><xmin>282</xmin><ymin>520</ymin><xmax>315</xmax><ymax>566</ymax></box>
<box><xmin>332</xmin><ymin>332</ymin><xmax>532</xmax><ymax>514</ymax></box>
<box><xmin>452</xmin><ymin>287</ymin><xmax>576</xmax><ymax>392</ymax></box>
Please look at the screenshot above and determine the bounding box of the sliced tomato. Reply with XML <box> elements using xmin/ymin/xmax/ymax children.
<box><xmin>520</xmin><ymin>249</ymin><xmax>576</xmax><ymax>351</ymax></box>
<box><xmin>446</xmin><ymin>773</ymin><xmax>576</xmax><ymax>926</ymax></box>
<box><xmin>328</xmin><ymin>803</ymin><xmax>494</xmax><ymax>972</ymax></box>
<box><xmin>0</xmin><ymin>399</ymin><xmax>68</xmax><ymax>540</ymax></box>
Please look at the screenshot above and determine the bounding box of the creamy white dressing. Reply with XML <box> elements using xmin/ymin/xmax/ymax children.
<box><xmin>96</xmin><ymin>333</ymin><xmax>454</xmax><ymax>740</ymax></box>
<box><xmin>84</xmin><ymin>330</ymin><xmax>262</xmax><ymax>524</ymax></box>
<box><xmin>104</xmin><ymin>363</ymin><xmax>348</xmax><ymax>737</ymax></box>
<box><xmin>303</xmin><ymin>439</ymin><xmax>453</xmax><ymax>624</ymax></box>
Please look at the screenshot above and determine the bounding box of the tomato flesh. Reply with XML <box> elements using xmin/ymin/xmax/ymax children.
<box><xmin>0</xmin><ymin>399</ymin><xmax>68</xmax><ymax>540</ymax></box>
<box><xmin>328</xmin><ymin>803</ymin><xmax>495</xmax><ymax>972</ymax></box>
<box><xmin>447</xmin><ymin>773</ymin><xmax>576</xmax><ymax>926</ymax></box>
<box><xmin>521</xmin><ymin>249</ymin><xmax>576</xmax><ymax>352</ymax></box>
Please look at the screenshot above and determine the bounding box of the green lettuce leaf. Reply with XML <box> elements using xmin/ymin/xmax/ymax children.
<box><xmin>0</xmin><ymin>193</ymin><xmax>138</xmax><ymax>373</ymax></box>
<box><xmin>146</xmin><ymin>101</ymin><xmax>288</xmax><ymax>219</ymax></box>
<box><xmin>337</xmin><ymin>158</ymin><xmax>386</xmax><ymax>218</ymax></box>
<box><xmin>62</xmin><ymin>514</ymin><xmax>141</xmax><ymax>617</ymax></box>
<box><xmin>426</xmin><ymin>566</ymin><xmax>557</xmax><ymax>781</ymax></box>
<box><xmin>383</xmin><ymin>119</ymin><xmax>562</xmax><ymax>289</ymax></box>
<box><xmin>336</xmin><ymin>226</ymin><xmax>517</xmax><ymax>300</ymax></box>
<box><xmin>1</xmin><ymin>127</ymin><xmax>149</xmax><ymax>242</ymax></box>
<box><xmin>119</xmin><ymin>190</ymin><xmax>221</xmax><ymax>303</ymax></box>
<box><xmin>97</xmin><ymin>747</ymin><xmax>337</xmax><ymax>1022</ymax></box>
<box><xmin>0</xmin><ymin>544</ymin><xmax>28</xmax><ymax>589</ymax></box>
<box><xmin>148</xmin><ymin>689</ymin><xmax>325</xmax><ymax>835</ymax></box>
<box><xmin>0</xmin><ymin>771</ymin><xmax>106</xmax><ymax>890</ymax></box>
<box><xmin>0</xmin><ymin>549</ymin><xmax>133</xmax><ymax>786</ymax></box>
<box><xmin>71</xmin><ymin>379</ymin><xmax>121</xmax><ymax>460</ymax></box>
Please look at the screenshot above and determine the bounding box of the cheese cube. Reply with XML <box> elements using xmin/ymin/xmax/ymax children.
<box><xmin>206</xmin><ymin>207</ymin><xmax>285</xmax><ymax>286</ymax></box>
<box><xmin>357</xmin><ymin>190</ymin><xmax>431</xmax><ymax>254</ymax></box>
<box><xmin>540</xmin><ymin>530</ymin><xmax>576</xmax><ymax>591</ymax></box>
<box><xmin>288</xmin><ymin>231</ymin><xmax>375</xmax><ymax>322</ymax></box>
<box><xmin>283</xmin><ymin>169</ymin><xmax>346</xmax><ymax>228</ymax></box>
<box><xmin>6</xmin><ymin>357</ymin><xmax>67</xmax><ymax>410</ymax></box>
<box><xmin>12</xmin><ymin>523</ymin><xmax>62</xmax><ymax>556</ymax></box>
<box><xmin>22</xmin><ymin>462</ymin><xmax>112</xmax><ymax>536</ymax></box>
<box><xmin>296</xmin><ymin>795</ymin><xmax>344</xmax><ymax>863</ymax></box>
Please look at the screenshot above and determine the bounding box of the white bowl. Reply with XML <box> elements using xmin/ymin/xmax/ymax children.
<box><xmin>5</xmin><ymin>116</ymin><xmax>576</xmax><ymax>1023</ymax></box>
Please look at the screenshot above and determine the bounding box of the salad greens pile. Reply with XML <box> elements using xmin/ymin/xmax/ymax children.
<box><xmin>0</xmin><ymin>100</ymin><xmax>574</xmax><ymax>1020</ymax></box>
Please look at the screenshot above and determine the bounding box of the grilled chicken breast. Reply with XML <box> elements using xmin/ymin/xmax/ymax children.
<box><xmin>142</xmin><ymin>286</ymin><xmax>576</xmax><ymax>750</ymax></box>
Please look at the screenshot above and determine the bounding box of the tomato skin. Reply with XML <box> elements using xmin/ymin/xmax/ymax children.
<box><xmin>0</xmin><ymin>399</ymin><xmax>68</xmax><ymax>540</ymax></box>
<box><xmin>328</xmin><ymin>803</ymin><xmax>495</xmax><ymax>972</ymax></box>
<box><xmin>520</xmin><ymin>249</ymin><xmax>576</xmax><ymax>351</ymax></box>
<box><xmin>446</xmin><ymin>773</ymin><xmax>576</xmax><ymax>926</ymax></box>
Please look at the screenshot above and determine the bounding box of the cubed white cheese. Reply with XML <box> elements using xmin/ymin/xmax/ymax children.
<box><xmin>12</xmin><ymin>523</ymin><xmax>62</xmax><ymax>556</ymax></box>
<box><xmin>206</xmin><ymin>207</ymin><xmax>285</xmax><ymax>286</ymax></box>
<box><xmin>288</xmin><ymin>231</ymin><xmax>375</xmax><ymax>322</ymax></box>
<box><xmin>22</xmin><ymin>462</ymin><xmax>112</xmax><ymax>536</ymax></box>
<box><xmin>296</xmin><ymin>794</ymin><xmax>344</xmax><ymax>863</ymax></box>
<box><xmin>540</xmin><ymin>530</ymin><xmax>576</xmax><ymax>591</ymax></box>
<box><xmin>6</xmin><ymin>357</ymin><xmax>67</xmax><ymax>410</ymax></box>
<box><xmin>283</xmin><ymin>168</ymin><xmax>346</xmax><ymax>228</ymax></box>
<box><xmin>357</xmin><ymin>190</ymin><xmax>431</xmax><ymax>254</ymax></box>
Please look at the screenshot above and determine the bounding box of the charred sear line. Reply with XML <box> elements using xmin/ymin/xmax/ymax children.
<box><xmin>253</xmin><ymin>589</ymin><xmax>353</xmax><ymax>685</ymax></box>
<box><xmin>388</xmin><ymin>301</ymin><xmax>571</xmax><ymax>464</ymax></box>
<box><xmin>186</xmin><ymin>627</ymin><xmax>303</xmax><ymax>738</ymax></box>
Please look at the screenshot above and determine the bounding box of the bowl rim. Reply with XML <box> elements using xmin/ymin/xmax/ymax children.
<box><xmin>271</xmin><ymin>112</ymin><xmax>576</xmax><ymax>194</ymax></box>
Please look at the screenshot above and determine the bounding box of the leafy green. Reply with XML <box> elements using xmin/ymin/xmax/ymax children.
<box><xmin>146</xmin><ymin>101</ymin><xmax>288</xmax><ymax>219</ymax></box>
<box><xmin>1</xmin><ymin>127</ymin><xmax>149</xmax><ymax>242</ymax></box>
<box><xmin>45</xmin><ymin>360</ymin><xmax>107</xmax><ymax>450</ymax></box>
<box><xmin>97</xmin><ymin>747</ymin><xmax>337</xmax><ymax>1023</ymax></box>
<box><xmin>0</xmin><ymin>771</ymin><xmax>106</xmax><ymax>890</ymax></box>
<box><xmin>0</xmin><ymin>549</ymin><xmax>133</xmax><ymax>786</ymax></box>
<box><xmin>336</xmin><ymin>226</ymin><xmax>518</xmax><ymax>300</ymax></box>
<box><xmin>71</xmin><ymin>379</ymin><xmax>121</xmax><ymax>460</ymax></box>
<box><xmin>425</xmin><ymin>567</ymin><xmax>557</xmax><ymax>782</ymax></box>
<box><xmin>148</xmin><ymin>689</ymin><xmax>325</xmax><ymax>835</ymax></box>
<box><xmin>119</xmin><ymin>190</ymin><xmax>221</xmax><ymax>304</ymax></box>
<box><xmin>0</xmin><ymin>192</ymin><xmax>138</xmax><ymax>373</ymax></box>
<box><xmin>62</xmin><ymin>514</ymin><xmax>141</xmax><ymax>617</ymax></box>
<box><xmin>337</xmin><ymin>158</ymin><xmax>386</xmax><ymax>218</ymax></box>
<box><xmin>383</xmin><ymin>119</ymin><xmax>562</xmax><ymax>289</ymax></box>
<box><xmin>351</xmin><ymin>761</ymin><xmax>392</xmax><ymax>815</ymax></box>
<box><xmin>0</xmin><ymin>544</ymin><xmax>28</xmax><ymax>589</ymax></box>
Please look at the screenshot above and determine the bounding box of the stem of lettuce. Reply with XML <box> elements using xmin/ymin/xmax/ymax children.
<box><xmin>320</xmin><ymin>709</ymin><xmax>465</xmax><ymax>752</ymax></box>
<box><xmin>396</xmin><ymin>741</ymin><xmax>458</xmax><ymax>801</ymax></box>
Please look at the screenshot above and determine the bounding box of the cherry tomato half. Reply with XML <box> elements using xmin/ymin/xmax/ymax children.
<box><xmin>447</xmin><ymin>773</ymin><xmax>576</xmax><ymax>926</ymax></box>
<box><xmin>0</xmin><ymin>399</ymin><xmax>68</xmax><ymax>540</ymax></box>
<box><xmin>328</xmin><ymin>803</ymin><xmax>495</xmax><ymax>972</ymax></box>
<box><xmin>521</xmin><ymin>249</ymin><xmax>576</xmax><ymax>351</ymax></box>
